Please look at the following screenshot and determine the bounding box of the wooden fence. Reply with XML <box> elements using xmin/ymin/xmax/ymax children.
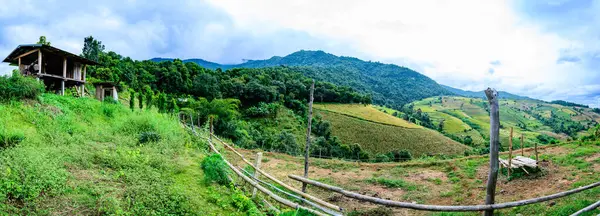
<box><xmin>181</xmin><ymin>87</ymin><xmax>600</xmax><ymax>215</ymax></box>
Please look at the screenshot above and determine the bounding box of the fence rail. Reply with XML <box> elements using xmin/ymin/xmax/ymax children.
<box><xmin>288</xmin><ymin>174</ymin><xmax>600</xmax><ymax>212</ymax></box>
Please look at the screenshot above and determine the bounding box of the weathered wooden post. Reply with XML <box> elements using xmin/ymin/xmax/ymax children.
<box><xmin>484</xmin><ymin>88</ymin><xmax>499</xmax><ymax>216</ymax></box>
<box><xmin>534</xmin><ymin>142</ymin><xmax>538</xmax><ymax>162</ymax></box>
<box><xmin>302</xmin><ymin>79</ymin><xmax>315</xmax><ymax>193</ymax></box>
<box><xmin>521</xmin><ymin>134</ymin><xmax>524</xmax><ymax>156</ymax></box>
<box><xmin>252</xmin><ymin>152</ymin><xmax>263</xmax><ymax>198</ymax></box>
<box><xmin>508</xmin><ymin>127</ymin><xmax>513</xmax><ymax>178</ymax></box>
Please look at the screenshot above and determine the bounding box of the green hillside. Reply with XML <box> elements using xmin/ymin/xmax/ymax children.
<box><xmin>409</xmin><ymin>96</ymin><xmax>599</xmax><ymax>151</ymax></box>
<box><xmin>0</xmin><ymin>94</ymin><xmax>258</xmax><ymax>215</ymax></box>
<box><xmin>153</xmin><ymin>50</ymin><xmax>453</xmax><ymax>107</ymax></box>
<box><xmin>313</xmin><ymin>104</ymin><xmax>469</xmax><ymax>157</ymax></box>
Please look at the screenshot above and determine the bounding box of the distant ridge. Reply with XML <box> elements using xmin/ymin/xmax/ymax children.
<box><xmin>151</xmin><ymin>50</ymin><xmax>453</xmax><ymax>108</ymax></box>
<box><xmin>442</xmin><ymin>85</ymin><xmax>533</xmax><ymax>100</ymax></box>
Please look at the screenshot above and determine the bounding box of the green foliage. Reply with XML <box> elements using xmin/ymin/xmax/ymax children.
<box><xmin>0</xmin><ymin>72</ymin><xmax>45</xmax><ymax>102</ymax></box>
<box><xmin>245</xmin><ymin>102</ymin><xmax>280</xmax><ymax>118</ymax></box>
<box><xmin>278</xmin><ymin>208</ymin><xmax>317</xmax><ymax>216</ymax></box>
<box><xmin>129</xmin><ymin>90</ymin><xmax>135</xmax><ymax>111</ymax></box>
<box><xmin>36</xmin><ymin>35</ymin><xmax>51</xmax><ymax>46</ymax></box>
<box><xmin>201</xmin><ymin>154</ymin><xmax>230</xmax><ymax>185</ymax></box>
<box><xmin>182</xmin><ymin>50</ymin><xmax>449</xmax><ymax>107</ymax></box>
<box><xmin>139</xmin><ymin>131</ymin><xmax>161</xmax><ymax>144</ymax></box>
<box><xmin>81</xmin><ymin>36</ymin><xmax>105</xmax><ymax>62</ymax></box>
<box><xmin>138</xmin><ymin>91</ymin><xmax>144</xmax><ymax>110</ymax></box>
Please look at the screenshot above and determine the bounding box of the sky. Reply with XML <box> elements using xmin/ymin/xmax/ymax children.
<box><xmin>1</xmin><ymin>0</ymin><xmax>599</xmax><ymax>107</ymax></box>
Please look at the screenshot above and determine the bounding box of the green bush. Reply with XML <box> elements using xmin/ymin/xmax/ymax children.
<box><xmin>0</xmin><ymin>71</ymin><xmax>45</xmax><ymax>102</ymax></box>
<box><xmin>0</xmin><ymin>133</ymin><xmax>24</xmax><ymax>150</ymax></box>
<box><xmin>201</xmin><ymin>154</ymin><xmax>230</xmax><ymax>185</ymax></box>
<box><xmin>139</xmin><ymin>131</ymin><xmax>161</xmax><ymax>144</ymax></box>
<box><xmin>372</xmin><ymin>153</ymin><xmax>390</xmax><ymax>162</ymax></box>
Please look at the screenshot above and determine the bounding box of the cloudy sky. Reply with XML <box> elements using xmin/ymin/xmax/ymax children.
<box><xmin>1</xmin><ymin>0</ymin><xmax>599</xmax><ymax>106</ymax></box>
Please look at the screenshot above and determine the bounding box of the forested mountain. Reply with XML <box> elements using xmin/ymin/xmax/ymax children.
<box><xmin>152</xmin><ymin>50</ymin><xmax>453</xmax><ymax>108</ymax></box>
<box><xmin>442</xmin><ymin>85</ymin><xmax>533</xmax><ymax>100</ymax></box>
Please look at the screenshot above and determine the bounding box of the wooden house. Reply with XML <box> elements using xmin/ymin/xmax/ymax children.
<box><xmin>94</xmin><ymin>82</ymin><xmax>119</xmax><ymax>102</ymax></box>
<box><xmin>2</xmin><ymin>44</ymin><xmax>98</xmax><ymax>96</ymax></box>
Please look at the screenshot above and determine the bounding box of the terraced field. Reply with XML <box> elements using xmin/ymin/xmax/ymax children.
<box><xmin>313</xmin><ymin>104</ymin><xmax>469</xmax><ymax>156</ymax></box>
<box><xmin>314</xmin><ymin>104</ymin><xmax>420</xmax><ymax>128</ymax></box>
<box><xmin>411</xmin><ymin>96</ymin><xmax>599</xmax><ymax>149</ymax></box>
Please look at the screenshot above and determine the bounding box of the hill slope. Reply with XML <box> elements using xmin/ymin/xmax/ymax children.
<box><xmin>0</xmin><ymin>94</ymin><xmax>254</xmax><ymax>215</ymax></box>
<box><xmin>152</xmin><ymin>50</ymin><xmax>453</xmax><ymax>107</ymax></box>
<box><xmin>442</xmin><ymin>85</ymin><xmax>532</xmax><ymax>100</ymax></box>
<box><xmin>410</xmin><ymin>96</ymin><xmax>599</xmax><ymax>150</ymax></box>
<box><xmin>312</xmin><ymin>104</ymin><xmax>470</xmax><ymax>157</ymax></box>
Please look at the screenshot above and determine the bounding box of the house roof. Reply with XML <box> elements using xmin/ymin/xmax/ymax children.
<box><xmin>2</xmin><ymin>44</ymin><xmax>99</xmax><ymax>65</ymax></box>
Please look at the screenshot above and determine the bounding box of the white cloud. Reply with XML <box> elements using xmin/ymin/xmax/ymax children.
<box><xmin>207</xmin><ymin>0</ymin><xmax>599</xmax><ymax>106</ymax></box>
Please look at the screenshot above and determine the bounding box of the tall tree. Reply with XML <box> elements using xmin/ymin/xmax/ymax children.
<box><xmin>36</xmin><ymin>36</ymin><xmax>51</xmax><ymax>45</ymax></box>
<box><xmin>81</xmin><ymin>36</ymin><xmax>105</xmax><ymax>62</ymax></box>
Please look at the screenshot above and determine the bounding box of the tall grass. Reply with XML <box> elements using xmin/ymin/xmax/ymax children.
<box><xmin>0</xmin><ymin>94</ymin><xmax>250</xmax><ymax>215</ymax></box>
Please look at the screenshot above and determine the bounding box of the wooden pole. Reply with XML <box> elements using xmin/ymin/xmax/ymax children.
<box><xmin>38</xmin><ymin>50</ymin><xmax>42</xmax><ymax>74</ymax></box>
<box><xmin>252</xmin><ymin>152</ymin><xmax>263</xmax><ymax>198</ymax></box>
<box><xmin>288</xmin><ymin>174</ymin><xmax>600</xmax><ymax>212</ymax></box>
<box><xmin>521</xmin><ymin>134</ymin><xmax>524</xmax><ymax>156</ymax></box>
<box><xmin>303</xmin><ymin>79</ymin><xmax>315</xmax><ymax>193</ymax></box>
<box><xmin>535</xmin><ymin>142</ymin><xmax>538</xmax><ymax>162</ymax></box>
<box><xmin>508</xmin><ymin>127</ymin><xmax>513</xmax><ymax>178</ymax></box>
<box><xmin>484</xmin><ymin>88</ymin><xmax>500</xmax><ymax>216</ymax></box>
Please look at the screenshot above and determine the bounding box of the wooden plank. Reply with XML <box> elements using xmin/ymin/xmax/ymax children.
<box><xmin>15</xmin><ymin>48</ymin><xmax>40</xmax><ymax>60</ymax></box>
<box><xmin>38</xmin><ymin>50</ymin><xmax>43</xmax><ymax>74</ymax></box>
<box><xmin>484</xmin><ymin>88</ymin><xmax>500</xmax><ymax>216</ymax></box>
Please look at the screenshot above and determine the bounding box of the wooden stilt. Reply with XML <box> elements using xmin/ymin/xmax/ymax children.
<box><xmin>535</xmin><ymin>142</ymin><xmax>538</xmax><ymax>162</ymax></box>
<box><xmin>252</xmin><ymin>152</ymin><xmax>263</xmax><ymax>198</ymax></box>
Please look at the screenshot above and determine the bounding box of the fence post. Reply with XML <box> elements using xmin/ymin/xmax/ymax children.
<box><xmin>484</xmin><ymin>88</ymin><xmax>500</xmax><ymax>216</ymax></box>
<box><xmin>252</xmin><ymin>152</ymin><xmax>263</xmax><ymax>198</ymax></box>
<box><xmin>303</xmin><ymin>79</ymin><xmax>315</xmax><ymax>193</ymax></box>
<box><xmin>535</xmin><ymin>142</ymin><xmax>538</xmax><ymax>162</ymax></box>
<box><xmin>521</xmin><ymin>134</ymin><xmax>524</xmax><ymax>156</ymax></box>
<box><xmin>508</xmin><ymin>127</ymin><xmax>513</xmax><ymax>178</ymax></box>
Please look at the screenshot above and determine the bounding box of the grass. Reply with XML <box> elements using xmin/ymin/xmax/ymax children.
<box><xmin>313</xmin><ymin>103</ymin><xmax>420</xmax><ymax>128</ymax></box>
<box><xmin>0</xmin><ymin>94</ymin><xmax>259</xmax><ymax>215</ymax></box>
<box><xmin>315</xmin><ymin>109</ymin><xmax>470</xmax><ymax>156</ymax></box>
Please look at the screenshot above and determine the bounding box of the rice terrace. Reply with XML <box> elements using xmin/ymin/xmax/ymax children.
<box><xmin>2</xmin><ymin>1</ymin><xmax>600</xmax><ymax>215</ymax></box>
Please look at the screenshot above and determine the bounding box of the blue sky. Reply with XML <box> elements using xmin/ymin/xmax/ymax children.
<box><xmin>1</xmin><ymin>0</ymin><xmax>599</xmax><ymax>107</ymax></box>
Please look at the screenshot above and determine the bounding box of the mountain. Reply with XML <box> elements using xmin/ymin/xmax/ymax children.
<box><xmin>152</xmin><ymin>50</ymin><xmax>453</xmax><ymax>108</ymax></box>
<box><xmin>442</xmin><ymin>85</ymin><xmax>532</xmax><ymax>100</ymax></box>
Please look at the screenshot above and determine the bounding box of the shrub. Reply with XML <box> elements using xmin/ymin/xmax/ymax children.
<box><xmin>372</xmin><ymin>153</ymin><xmax>390</xmax><ymax>162</ymax></box>
<box><xmin>386</xmin><ymin>149</ymin><xmax>412</xmax><ymax>162</ymax></box>
<box><xmin>0</xmin><ymin>133</ymin><xmax>25</xmax><ymax>150</ymax></box>
<box><xmin>0</xmin><ymin>71</ymin><xmax>45</xmax><ymax>102</ymax></box>
<box><xmin>201</xmin><ymin>154</ymin><xmax>230</xmax><ymax>185</ymax></box>
<box><xmin>139</xmin><ymin>131</ymin><xmax>161</xmax><ymax>144</ymax></box>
